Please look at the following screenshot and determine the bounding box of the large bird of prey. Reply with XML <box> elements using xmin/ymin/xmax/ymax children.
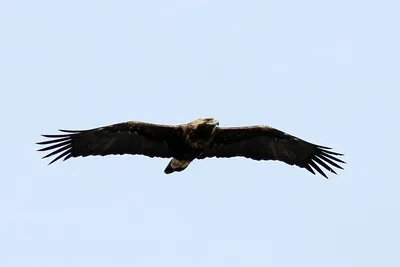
<box><xmin>37</xmin><ymin>118</ymin><xmax>345</xmax><ymax>178</ymax></box>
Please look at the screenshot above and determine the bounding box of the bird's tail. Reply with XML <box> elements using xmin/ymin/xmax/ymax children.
<box><xmin>164</xmin><ymin>158</ymin><xmax>192</xmax><ymax>174</ymax></box>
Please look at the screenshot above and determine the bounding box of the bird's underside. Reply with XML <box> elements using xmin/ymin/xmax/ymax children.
<box><xmin>37</xmin><ymin>117</ymin><xmax>345</xmax><ymax>178</ymax></box>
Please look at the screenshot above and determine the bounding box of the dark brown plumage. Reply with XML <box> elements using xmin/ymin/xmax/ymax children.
<box><xmin>37</xmin><ymin>118</ymin><xmax>345</xmax><ymax>178</ymax></box>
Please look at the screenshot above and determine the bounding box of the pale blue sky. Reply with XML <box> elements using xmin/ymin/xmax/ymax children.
<box><xmin>1</xmin><ymin>0</ymin><xmax>399</xmax><ymax>266</ymax></box>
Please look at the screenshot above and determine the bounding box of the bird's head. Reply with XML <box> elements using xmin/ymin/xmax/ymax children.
<box><xmin>203</xmin><ymin>118</ymin><xmax>219</xmax><ymax>127</ymax></box>
<box><xmin>188</xmin><ymin>118</ymin><xmax>220</xmax><ymax>133</ymax></box>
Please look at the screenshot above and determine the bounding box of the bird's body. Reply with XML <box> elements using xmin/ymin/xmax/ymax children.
<box><xmin>37</xmin><ymin>117</ymin><xmax>345</xmax><ymax>178</ymax></box>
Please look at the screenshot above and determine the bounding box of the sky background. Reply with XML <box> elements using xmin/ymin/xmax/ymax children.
<box><xmin>1</xmin><ymin>0</ymin><xmax>399</xmax><ymax>266</ymax></box>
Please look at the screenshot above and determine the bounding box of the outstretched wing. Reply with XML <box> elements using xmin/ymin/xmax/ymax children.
<box><xmin>37</xmin><ymin>121</ymin><xmax>181</xmax><ymax>165</ymax></box>
<box><xmin>202</xmin><ymin>126</ymin><xmax>345</xmax><ymax>178</ymax></box>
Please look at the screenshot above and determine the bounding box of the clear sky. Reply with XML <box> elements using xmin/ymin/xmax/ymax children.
<box><xmin>1</xmin><ymin>0</ymin><xmax>399</xmax><ymax>266</ymax></box>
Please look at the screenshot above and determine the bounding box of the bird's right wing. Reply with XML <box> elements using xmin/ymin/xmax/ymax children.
<box><xmin>37</xmin><ymin>121</ymin><xmax>182</xmax><ymax>164</ymax></box>
<box><xmin>202</xmin><ymin>125</ymin><xmax>345</xmax><ymax>178</ymax></box>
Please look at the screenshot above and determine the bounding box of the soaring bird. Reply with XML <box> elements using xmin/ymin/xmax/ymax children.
<box><xmin>37</xmin><ymin>118</ymin><xmax>345</xmax><ymax>178</ymax></box>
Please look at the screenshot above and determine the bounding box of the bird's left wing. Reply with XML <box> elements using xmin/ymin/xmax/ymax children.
<box><xmin>37</xmin><ymin>121</ymin><xmax>181</xmax><ymax>165</ymax></box>
<box><xmin>202</xmin><ymin>126</ymin><xmax>345</xmax><ymax>178</ymax></box>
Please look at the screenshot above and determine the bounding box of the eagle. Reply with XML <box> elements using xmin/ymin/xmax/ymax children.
<box><xmin>37</xmin><ymin>118</ymin><xmax>345</xmax><ymax>178</ymax></box>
